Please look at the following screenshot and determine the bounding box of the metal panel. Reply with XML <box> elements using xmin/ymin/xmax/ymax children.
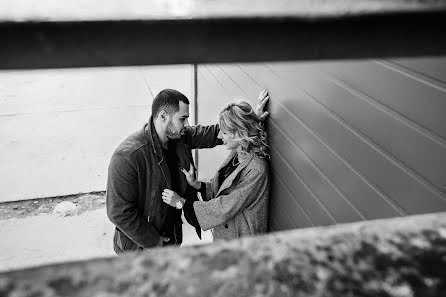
<box><xmin>241</xmin><ymin>63</ymin><xmax>446</xmax><ymax>216</ymax></box>
<box><xmin>195</xmin><ymin>66</ymin><xmax>229</xmax><ymax>181</ymax></box>
<box><xmin>268</xmin><ymin>96</ymin><xmax>405</xmax><ymax>220</ymax></box>
<box><xmin>317</xmin><ymin>60</ymin><xmax>446</xmax><ymax>140</ymax></box>
<box><xmin>268</xmin><ymin>62</ymin><xmax>446</xmax><ymax>198</ymax></box>
<box><xmin>197</xmin><ymin>59</ymin><xmax>446</xmax><ymax>232</ymax></box>
<box><xmin>270</xmin><ymin>148</ymin><xmax>335</xmax><ymax>226</ymax></box>
<box><xmin>390</xmin><ymin>57</ymin><xmax>446</xmax><ymax>83</ymax></box>
<box><xmin>270</xmin><ymin>172</ymin><xmax>315</xmax><ymax>229</ymax></box>
<box><xmin>269</xmin><ymin>122</ymin><xmax>364</xmax><ymax>223</ymax></box>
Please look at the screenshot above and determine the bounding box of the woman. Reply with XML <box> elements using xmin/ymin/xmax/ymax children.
<box><xmin>162</xmin><ymin>100</ymin><xmax>270</xmax><ymax>241</ymax></box>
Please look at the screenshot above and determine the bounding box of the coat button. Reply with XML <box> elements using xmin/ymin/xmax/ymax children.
<box><xmin>224</xmin><ymin>224</ymin><xmax>228</xmax><ymax>229</ymax></box>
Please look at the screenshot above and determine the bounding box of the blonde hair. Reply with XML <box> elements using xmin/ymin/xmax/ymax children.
<box><xmin>219</xmin><ymin>101</ymin><xmax>269</xmax><ymax>159</ymax></box>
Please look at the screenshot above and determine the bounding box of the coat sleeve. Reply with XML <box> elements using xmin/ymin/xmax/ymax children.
<box><xmin>182</xmin><ymin>186</ymin><xmax>202</xmax><ymax>239</ymax></box>
<box><xmin>200</xmin><ymin>181</ymin><xmax>213</xmax><ymax>201</ymax></box>
<box><xmin>182</xmin><ymin>124</ymin><xmax>223</xmax><ymax>149</ymax></box>
<box><xmin>192</xmin><ymin>168</ymin><xmax>267</xmax><ymax>231</ymax></box>
<box><xmin>106</xmin><ymin>154</ymin><xmax>160</xmax><ymax>248</ymax></box>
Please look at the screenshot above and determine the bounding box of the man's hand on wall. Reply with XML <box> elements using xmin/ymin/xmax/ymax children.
<box><xmin>255</xmin><ymin>89</ymin><xmax>270</xmax><ymax>121</ymax></box>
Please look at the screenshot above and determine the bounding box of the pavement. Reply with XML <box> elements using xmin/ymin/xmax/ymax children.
<box><xmin>0</xmin><ymin>207</ymin><xmax>212</xmax><ymax>272</ymax></box>
<box><xmin>0</xmin><ymin>65</ymin><xmax>194</xmax><ymax>202</ymax></box>
<box><xmin>0</xmin><ymin>65</ymin><xmax>212</xmax><ymax>273</ymax></box>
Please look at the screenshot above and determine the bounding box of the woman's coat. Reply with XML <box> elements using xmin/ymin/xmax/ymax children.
<box><xmin>193</xmin><ymin>151</ymin><xmax>270</xmax><ymax>241</ymax></box>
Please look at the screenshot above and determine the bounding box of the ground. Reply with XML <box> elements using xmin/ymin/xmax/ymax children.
<box><xmin>0</xmin><ymin>65</ymin><xmax>214</xmax><ymax>272</ymax></box>
<box><xmin>0</xmin><ymin>192</ymin><xmax>106</xmax><ymax>220</ymax></box>
<box><xmin>0</xmin><ymin>193</ymin><xmax>212</xmax><ymax>272</ymax></box>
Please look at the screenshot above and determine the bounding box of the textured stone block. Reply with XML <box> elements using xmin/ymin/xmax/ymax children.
<box><xmin>1</xmin><ymin>212</ymin><xmax>445</xmax><ymax>297</ymax></box>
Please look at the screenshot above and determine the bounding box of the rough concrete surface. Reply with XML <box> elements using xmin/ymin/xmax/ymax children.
<box><xmin>0</xmin><ymin>65</ymin><xmax>193</xmax><ymax>202</ymax></box>
<box><xmin>1</xmin><ymin>212</ymin><xmax>445</xmax><ymax>297</ymax></box>
<box><xmin>0</xmin><ymin>193</ymin><xmax>212</xmax><ymax>272</ymax></box>
<box><xmin>0</xmin><ymin>208</ymin><xmax>115</xmax><ymax>272</ymax></box>
<box><xmin>0</xmin><ymin>65</ymin><xmax>213</xmax><ymax>273</ymax></box>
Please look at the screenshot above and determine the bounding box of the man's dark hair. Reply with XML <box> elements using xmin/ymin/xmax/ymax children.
<box><xmin>151</xmin><ymin>89</ymin><xmax>190</xmax><ymax>119</ymax></box>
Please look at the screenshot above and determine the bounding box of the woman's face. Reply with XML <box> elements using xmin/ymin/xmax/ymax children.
<box><xmin>218</xmin><ymin>129</ymin><xmax>241</xmax><ymax>151</ymax></box>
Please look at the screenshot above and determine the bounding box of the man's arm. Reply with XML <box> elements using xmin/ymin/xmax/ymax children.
<box><xmin>182</xmin><ymin>124</ymin><xmax>222</xmax><ymax>149</ymax></box>
<box><xmin>106</xmin><ymin>154</ymin><xmax>161</xmax><ymax>248</ymax></box>
<box><xmin>183</xmin><ymin>90</ymin><xmax>270</xmax><ymax>149</ymax></box>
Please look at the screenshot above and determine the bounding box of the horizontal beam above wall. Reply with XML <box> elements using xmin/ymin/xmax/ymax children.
<box><xmin>0</xmin><ymin>0</ymin><xmax>446</xmax><ymax>69</ymax></box>
<box><xmin>1</xmin><ymin>0</ymin><xmax>445</xmax><ymax>22</ymax></box>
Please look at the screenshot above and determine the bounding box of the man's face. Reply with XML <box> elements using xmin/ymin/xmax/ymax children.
<box><xmin>166</xmin><ymin>101</ymin><xmax>190</xmax><ymax>140</ymax></box>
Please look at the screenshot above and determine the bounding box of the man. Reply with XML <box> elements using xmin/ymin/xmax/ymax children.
<box><xmin>106</xmin><ymin>88</ymin><xmax>269</xmax><ymax>253</ymax></box>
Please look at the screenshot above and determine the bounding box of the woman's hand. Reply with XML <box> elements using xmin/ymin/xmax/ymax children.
<box><xmin>180</xmin><ymin>163</ymin><xmax>201</xmax><ymax>190</ymax></box>
<box><xmin>162</xmin><ymin>189</ymin><xmax>184</xmax><ymax>208</ymax></box>
<box><xmin>255</xmin><ymin>89</ymin><xmax>270</xmax><ymax>121</ymax></box>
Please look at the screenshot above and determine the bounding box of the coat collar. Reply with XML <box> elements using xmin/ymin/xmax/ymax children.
<box><xmin>215</xmin><ymin>151</ymin><xmax>254</xmax><ymax>196</ymax></box>
<box><xmin>145</xmin><ymin>116</ymin><xmax>172</xmax><ymax>188</ymax></box>
<box><xmin>145</xmin><ymin>116</ymin><xmax>162</xmax><ymax>157</ymax></box>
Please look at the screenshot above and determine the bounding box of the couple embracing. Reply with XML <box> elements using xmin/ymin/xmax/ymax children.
<box><xmin>106</xmin><ymin>89</ymin><xmax>270</xmax><ymax>253</ymax></box>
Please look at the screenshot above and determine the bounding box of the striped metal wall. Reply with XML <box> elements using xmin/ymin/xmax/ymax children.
<box><xmin>196</xmin><ymin>58</ymin><xmax>446</xmax><ymax>232</ymax></box>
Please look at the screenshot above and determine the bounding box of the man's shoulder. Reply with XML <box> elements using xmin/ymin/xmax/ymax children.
<box><xmin>113</xmin><ymin>128</ymin><xmax>151</xmax><ymax>158</ymax></box>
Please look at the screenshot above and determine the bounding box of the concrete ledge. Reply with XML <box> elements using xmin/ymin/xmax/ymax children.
<box><xmin>1</xmin><ymin>1</ymin><xmax>446</xmax><ymax>69</ymax></box>
<box><xmin>1</xmin><ymin>212</ymin><xmax>445</xmax><ymax>297</ymax></box>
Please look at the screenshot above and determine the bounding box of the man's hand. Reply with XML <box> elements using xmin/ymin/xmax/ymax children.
<box><xmin>158</xmin><ymin>236</ymin><xmax>170</xmax><ymax>246</ymax></box>
<box><xmin>180</xmin><ymin>163</ymin><xmax>201</xmax><ymax>190</ymax></box>
<box><xmin>162</xmin><ymin>189</ymin><xmax>184</xmax><ymax>208</ymax></box>
<box><xmin>255</xmin><ymin>89</ymin><xmax>270</xmax><ymax>121</ymax></box>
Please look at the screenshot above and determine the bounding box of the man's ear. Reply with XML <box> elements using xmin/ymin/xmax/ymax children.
<box><xmin>159</xmin><ymin>110</ymin><xmax>168</xmax><ymax>122</ymax></box>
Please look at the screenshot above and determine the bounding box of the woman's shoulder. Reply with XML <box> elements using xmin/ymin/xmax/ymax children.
<box><xmin>246</xmin><ymin>153</ymin><xmax>269</xmax><ymax>173</ymax></box>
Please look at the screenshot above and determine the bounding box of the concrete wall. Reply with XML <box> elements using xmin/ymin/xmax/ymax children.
<box><xmin>0</xmin><ymin>65</ymin><xmax>193</xmax><ymax>202</ymax></box>
<box><xmin>196</xmin><ymin>58</ymin><xmax>446</xmax><ymax>232</ymax></box>
<box><xmin>2</xmin><ymin>212</ymin><xmax>445</xmax><ymax>297</ymax></box>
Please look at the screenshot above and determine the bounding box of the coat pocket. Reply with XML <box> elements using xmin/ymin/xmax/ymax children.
<box><xmin>213</xmin><ymin>219</ymin><xmax>236</xmax><ymax>241</ymax></box>
<box><xmin>116</xmin><ymin>229</ymin><xmax>138</xmax><ymax>252</ymax></box>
